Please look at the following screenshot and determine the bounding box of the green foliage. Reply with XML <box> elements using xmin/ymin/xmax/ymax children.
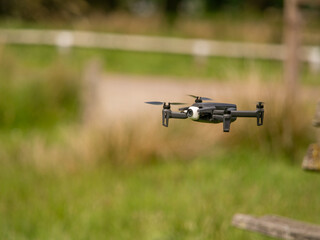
<box><xmin>1</xmin><ymin>45</ymin><xmax>318</xmax><ymax>160</ymax></box>
<box><xmin>0</xmin><ymin>0</ymin><xmax>285</xmax><ymax>21</ymax></box>
<box><xmin>0</xmin><ymin>53</ymin><xmax>81</xmax><ymax>130</ymax></box>
<box><xmin>0</xmin><ymin>149</ymin><xmax>319</xmax><ymax>239</ymax></box>
<box><xmin>5</xmin><ymin>45</ymin><xmax>319</xmax><ymax>85</ymax></box>
<box><xmin>0</xmin><ymin>0</ymin><xmax>89</xmax><ymax>20</ymax></box>
<box><xmin>0</xmin><ymin>41</ymin><xmax>318</xmax><ymax>239</ymax></box>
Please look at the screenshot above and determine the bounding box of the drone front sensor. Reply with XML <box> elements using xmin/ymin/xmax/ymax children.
<box><xmin>145</xmin><ymin>95</ymin><xmax>264</xmax><ymax>132</ymax></box>
<box><xmin>187</xmin><ymin>106</ymin><xmax>200</xmax><ymax>120</ymax></box>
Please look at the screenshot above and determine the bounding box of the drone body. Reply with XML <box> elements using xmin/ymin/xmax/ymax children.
<box><xmin>146</xmin><ymin>95</ymin><xmax>264</xmax><ymax>132</ymax></box>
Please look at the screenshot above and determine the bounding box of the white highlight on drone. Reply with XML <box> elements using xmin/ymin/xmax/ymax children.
<box><xmin>187</xmin><ymin>106</ymin><xmax>200</xmax><ymax>120</ymax></box>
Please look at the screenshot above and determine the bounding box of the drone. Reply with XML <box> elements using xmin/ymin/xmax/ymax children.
<box><xmin>145</xmin><ymin>95</ymin><xmax>264</xmax><ymax>132</ymax></box>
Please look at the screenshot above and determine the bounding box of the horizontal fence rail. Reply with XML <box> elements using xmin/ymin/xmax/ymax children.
<box><xmin>0</xmin><ymin>29</ymin><xmax>319</xmax><ymax>64</ymax></box>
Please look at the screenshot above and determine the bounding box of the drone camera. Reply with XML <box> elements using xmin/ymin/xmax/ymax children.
<box><xmin>187</xmin><ymin>107</ymin><xmax>200</xmax><ymax>120</ymax></box>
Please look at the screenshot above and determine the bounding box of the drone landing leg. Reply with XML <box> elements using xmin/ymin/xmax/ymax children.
<box><xmin>223</xmin><ymin>116</ymin><xmax>231</xmax><ymax>132</ymax></box>
<box><xmin>162</xmin><ymin>110</ymin><xmax>170</xmax><ymax>127</ymax></box>
<box><xmin>257</xmin><ymin>112</ymin><xmax>264</xmax><ymax>126</ymax></box>
<box><xmin>162</xmin><ymin>111</ymin><xmax>187</xmax><ymax>127</ymax></box>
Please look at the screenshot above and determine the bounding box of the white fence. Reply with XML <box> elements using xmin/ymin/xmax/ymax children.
<box><xmin>0</xmin><ymin>29</ymin><xmax>319</xmax><ymax>67</ymax></box>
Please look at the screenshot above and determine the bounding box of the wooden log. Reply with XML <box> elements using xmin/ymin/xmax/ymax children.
<box><xmin>302</xmin><ymin>101</ymin><xmax>320</xmax><ymax>171</ymax></box>
<box><xmin>232</xmin><ymin>214</ymin><xmax>320</xmax><ymax>240</ymax></box>
<box><xmin>302</xmin><ymin>144</ymin><xmax>320</xmax><ymax>171</ymax></box>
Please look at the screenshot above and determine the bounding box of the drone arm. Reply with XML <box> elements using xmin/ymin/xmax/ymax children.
<box><xmin>230</xmin><ymin>110</ymin><xmax>264</xmax><ymax>126</ymax></box>
<box><xmin>162</xmin><ymin>110</ymin><xmax>187</xmax><ymax>127</ymax></box>
<box><xmin>230</xmin><ymin>111</ymin><xmax>258</xmax><ymax>117</ymax></box>
<box><xmin>171</xmin><ymin>112</ymin><xmax>188</xmax><ymax>119</ymax></box>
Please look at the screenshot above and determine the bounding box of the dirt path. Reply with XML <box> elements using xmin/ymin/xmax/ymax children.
<box><xmin>91</xmin><ymin>73</ymin><xmax>319</xmax><ymax>124</ymax></box>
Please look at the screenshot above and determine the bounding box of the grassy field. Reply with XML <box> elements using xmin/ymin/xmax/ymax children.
<box><xmin>2</xmin><ymin>44</ymin><xmax>319</xmax><ymax>85</ymax></box>
<box><xmin>0</xmin><ymin>40</ymin><xmax>319</xmax><ymax>239</ymax></box>
<box><xmin>1</xmin><ymin>149</ymin><xmax>319</xmax><ymax>240</ymax></box>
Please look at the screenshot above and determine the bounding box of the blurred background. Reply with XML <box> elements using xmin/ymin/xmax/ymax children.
<box><xmin>0</xmin><ymin>0</ymin><xmax>320</xmax><ymax>239</ymax></box>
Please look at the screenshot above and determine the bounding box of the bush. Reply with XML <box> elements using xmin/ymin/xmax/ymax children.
<box><xmin>0</xmin><ymin>56</ymin><xmax>81</xmax><ymax>130</ymax></box>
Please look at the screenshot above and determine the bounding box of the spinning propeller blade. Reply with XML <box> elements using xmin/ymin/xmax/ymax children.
<box><xmin>145</xmin><ymin>101</ymin><xmax>186</xmax><ymax>106</ymax></box>
<box><xmin>169</xmin><ymin>102</ymin><xmax>186</xmax><ymax>105</ymax></box>
<box><xmin>188</xmin><ymin>95</ymin><xmax>212</xmax><ymax>101</ymax></box>
<box><xmin>145</xmin><ymin>101</ymin><xmax>186</xmax><ymax>127</ymax></box>
<box><xmin>145</xmin><ymin>101</ymin><xmax>164</xmax><ymax>105</ymax></box>
<box><xmin>256</xmin><ymin>102</ymin><xmax>264</xmax><ymax>108</ymax></box>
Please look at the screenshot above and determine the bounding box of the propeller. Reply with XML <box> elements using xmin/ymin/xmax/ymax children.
<box><xmin>145</xmin><ymin>101</ymin><xmax>186</xmax><ymax>109</ymax></box>
<box><xmin>256</xmin><ymin>102</ymin><xmax>264</xmax><ymax>109</ymax></box>
<box><xmin>145</xmin><ymin>101</ymin><xmax>186</xmax><ymax>127</ymax></box>
<box><xmin>188</xmin><ymin>95</ymin><xmax>212</xmax><ymax>103</ymax></box>
<box><xmin>145</xmin><ymin>101</ymin><xmax>163</xmax><ymax>105</ymax></box>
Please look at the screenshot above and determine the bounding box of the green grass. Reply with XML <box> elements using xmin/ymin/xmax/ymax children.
<box><xmin>3</xmin><ymin>44</ymin><xmax>319</xmax><ymax>85</ymax></box>
<box><xmin>0</xmin><ymin>46</ymin><xmax>81</xmax><ymax>131</ymax></box>
<box><xmin>1</xmin><ymin>149</ymin><xmax>319</xmax><ymax>240</ymax></box>
<box><xmin>0</xmin><ymin>41</ymin><xmax>319</xmax><ymax>240</ymax></box>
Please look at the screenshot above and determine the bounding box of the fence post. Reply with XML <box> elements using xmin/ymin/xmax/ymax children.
<box><xmin>81</xmin><ymin>59</ymin><xmax>103</xmax><ymax>126</ymax></box>
<box><xmin>282</xmin><ymin>0</ymin><xmax>301</xmax><ymax>154</ymax></box>
<box><xmin>55</xmin><ymin>31</ymin><xmax>74</xmax><ymax>54</ymax></box>
<box><xmin>192</xmin><ymin>40</ymin><xmax>210</xmax><ymax>66</ymax></box>
<box><xmin>308</xmin><ymin>47</ymin><xmax>320</xmax><ymax>73</ymax></box>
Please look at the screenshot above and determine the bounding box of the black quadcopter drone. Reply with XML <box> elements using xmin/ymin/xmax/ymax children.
<box><xmin>145</xmin><ymin>95</ymin><xmax>264</xmax><ymax>132</ymax></box>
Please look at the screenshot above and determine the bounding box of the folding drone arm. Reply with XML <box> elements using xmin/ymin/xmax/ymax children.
<box><xmin>199</xmin><ymin>105</ymin><xmax>264</xmax><ymax>132</ymax></box>
<box><xmin>222</xmin><ymin>108</ymin><xmax>264</xmax><ymax>132</ymax></box>
<box><xmin>230</xmin><ymin>109</ymin><xmax>264</xmax><ymax>126</ymax></box>
<box><xmin>162</xmin><ymin>109</ymin><xmax>187</xmax><ymax>127</ymax></box>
